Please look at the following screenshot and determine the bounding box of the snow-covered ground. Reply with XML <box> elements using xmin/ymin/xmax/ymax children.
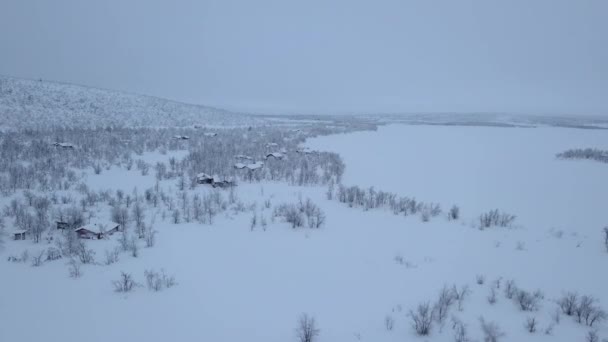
<box><xmin>1</xmin><ymin>124</ymin><xmax>607</xmax><ymax>342</ymax></box>
<box><xmin>307</xmin><ymin>124</ymin><xmax>608</xmax><ymax>232</ymax></box>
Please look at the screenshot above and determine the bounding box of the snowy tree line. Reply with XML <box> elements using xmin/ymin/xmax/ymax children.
<box><xmin>556</xmin><ymin>148</ymin><xmax>608</xmax><ymax>164</ymax></box>
<box><xmin>0</xmin><ymin>123</ymin><xmax>363</xmax><ymax>195</ymax></box>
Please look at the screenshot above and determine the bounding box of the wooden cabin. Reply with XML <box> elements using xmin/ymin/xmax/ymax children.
<box><xmin>13</xmin><ymin>230</ymin><xmax>27</xmax><ymax>240</ymax></box>
<box><xmin>75</xmin><ymin>221</ymin><xmax>120</xmax><ymax>239</ymax></box>
<box><xmin>196</xmin><ymin>172</ymin><xmax>214</xmax><ymax>185</ymax></box>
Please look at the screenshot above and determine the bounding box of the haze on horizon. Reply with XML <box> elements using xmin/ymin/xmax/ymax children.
<box><xmin>0</xmin><ymin>0</ymin><xmax>606</xmax><ymax>116</ymax></box>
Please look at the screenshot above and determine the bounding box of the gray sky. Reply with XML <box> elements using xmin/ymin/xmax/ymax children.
<box><xmin>1</xmin><ymin>0</ymin><xmax>606</xmax><ymax>115</ymax></box>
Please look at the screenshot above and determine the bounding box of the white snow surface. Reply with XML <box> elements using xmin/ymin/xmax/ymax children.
<box><xmin>1</xmin><ymin>124</ymin><xmax>607</xmax><ymax>342</ymax></box>
<box><xmin>307</xmin><ymin>124</ymin><xmax>608</xmax><ymax>231</ymax></box>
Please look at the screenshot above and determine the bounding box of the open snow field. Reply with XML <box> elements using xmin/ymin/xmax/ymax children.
<box><xmin>1</xmin><ymin>124</ymin><xmax>607</xmax><ymax>342</ymax></box>
<box><xmin>307</xmin><ymin>124</ymin><xmax>608</xmax><ymax>232</ymax></box>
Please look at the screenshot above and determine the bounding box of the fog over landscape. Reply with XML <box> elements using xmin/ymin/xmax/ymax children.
<box><xmin>1</xmin><ymin>2</ymin><xmax>607</xmax><ymax>342</ymax></box>
<box><xmin>1</xmin><ymin>0</ymin><xmax>607</xmax><ymax>115</ymax></box>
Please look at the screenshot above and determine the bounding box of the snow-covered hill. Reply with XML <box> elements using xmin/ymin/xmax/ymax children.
<box><xmin>0</xmin><ymin>76</ymin><xmax>260</xmax><ymax>129</ymax></box>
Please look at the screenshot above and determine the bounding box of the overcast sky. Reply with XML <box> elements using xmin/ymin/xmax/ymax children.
<box><xmin>0</xmin><ymin>0</ymin><xmax>606</xmax><ymax>115</ymax></box>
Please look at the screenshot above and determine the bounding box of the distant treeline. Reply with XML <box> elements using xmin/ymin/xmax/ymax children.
<box><xmin>556</xmin><ymin>148</ymin><xmax>608</xmax><ymax>164</ymax></box>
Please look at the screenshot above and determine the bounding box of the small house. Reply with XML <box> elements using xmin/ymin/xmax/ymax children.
<box><xmin>211</xmin><ymin>176</ymin><xmax>236</xmax><ymax>189</ymax></box>
<box><xmin>265</xmin><ymin>152</ymin><xmax>284</xmax><ymax>160</ymax></box>
<box><xmin>245</xmin><ymin>161</ymin><xmax>264</xmax><ymax>170</ymax></box>
<box><xmin>235</xmin><ymin>155</ymin><xmax>253</xmax><ymax>161</ymax></box>
<box><xmin>296</xmin><ymin>147</ymin><xmax>315</xmax><ymax>154</ymax></box>
<box><xmin>13</xmin><ymin>230</ymin><xmax>27</xmax><ymax>240</ymax></box>
<box><xmin>234</xmin><ymin>163</ymin><xmax>246</xmax><ymax>170</ymax></box>
<box><xmin>196</xmin><ymin>172</ymin><xmax>214</xmax><ymax>185</ymax></box>
<box><xmin>173</xmin><ymin>135</ymin><xmax>190</xmax><ymax>140</ymax></box>
<box><xmin>75</xmin><ymin>221</ymin><xmax>120</xmax><ymax>240</ymax></box>
<box><xmin>52</xmin><ymin>142</ymin><xmax>75</xmax><ymax>149</ymax></box>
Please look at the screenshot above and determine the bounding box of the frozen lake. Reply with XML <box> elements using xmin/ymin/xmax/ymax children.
<box><xmin>307</xmin><ymin>124</ymin><xmax>608</xmax><ymax>233</ymax></box>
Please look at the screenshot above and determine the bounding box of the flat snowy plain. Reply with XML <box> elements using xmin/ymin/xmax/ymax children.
<box><xmin>1</xmin><ymin>124</ymin><xmax>607</xmax><ymax>342</ymax></box>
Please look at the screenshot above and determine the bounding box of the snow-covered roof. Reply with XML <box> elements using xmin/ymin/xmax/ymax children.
<box><xmin>235</xmin><ymin>154</ymin><xmax>253</xmax><ymax>160</ymax></box>
<box><xmin>173</xmin><ymin>135</ymin><xmax>189</xmax><ymax>139</ymax></box>
<box><xmin>76</xmin><ymin>221</ymin><xmax>119</xmax><ymax>234</ymax></box>
<box><xmin>196</xmin><ymin>172</ymin><xmax>213</xmax><ymax>179</ymax></box>
<box><xmin>296</xmin><ymin>147</ymin><xmax>315</xmax><ymax>154</ymax></box>
<box><xmin>52</xmin><ymin>142</ymin><xmax>74</xmax><ymax>148</ymax></box>
<box><xmin>234</xmin><ymin>163</ymin><xmax>246</xmax><ymax>169</ymax></box>
<box><xmin>13</xmin><ymin>229</ymin><xmax>27</xmax><ymax>234</ymax></box>
<box><xmin>246</xmin><ymin>162</ymin><xmax>264</xmax><ymax>170</ymax></box>
<box><xmin>266</xmin><ymin>152</ymin><xmax>284</xmax><ymax>159</ymax></box>
<box><xmin>203</xmin><ymin>132</ymin><xmax>218</xmax><ymax>137</ymax></box>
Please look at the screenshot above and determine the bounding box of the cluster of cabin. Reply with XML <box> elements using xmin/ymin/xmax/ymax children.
<box><xmin>10</xmin><ymin>220</ymin><xmax>122</xmax><ymax>241</ymax></box>
<box><xmin>196</xmin><ymin>173</ymin><xmax>235</xmax><ymax>188</ymax></box>
<box><xmin>59</xmin><ymin>220</ymin><xmax>121</xmax><ymax>240</ymax></box>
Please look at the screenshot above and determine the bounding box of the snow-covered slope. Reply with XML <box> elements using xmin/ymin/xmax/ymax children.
<box><xmin>0</xmin><ymin>76</ymin><xmax>259</xmax><ymax>129</ymax></box>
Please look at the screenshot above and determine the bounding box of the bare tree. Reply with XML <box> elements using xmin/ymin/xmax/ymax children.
<box><xmin>132</xmin><ymin>202</ymin><xmax>145</xmax><ymax>238</ymax></box>
<box><xmin>68</xmin><ymin>258</ymin><xmax>82</xmax><ymax>278</ymax></box>
<box><xmin>515</xmin><ymin>289</ymin><xmax>540</xmax><ymax>311</ymax></box>
<box><xmin>295</xmin><ymin>314</ymin><xmax>320</xmax><ymax>342</ymax></box>
<box><xmin>452</xmin><ymin>285</ymin><xmax>471</xmax><ymax>311</ymax></box>
<box><xmin>452</xmin><ymin>317</ymin><xmax>469</xmax><ymax>342</ymax></box>
<box><xmin>435</xmin><ymin>285</ymin><xmax>456</xmax><ymax>324</ymax></box>
<box><xmin>104</xmin><ymin>248</ymin><xmax>120</xmax><ymax>265</ymax></box>
<box><xmin>479</xmin><ymin>317</ymin><xmax>504</xmax><ymax>342</ymax></box>
<box><xmin>504</xmin><ymin>280</ymin><xmax>517</xmax><ymax>299</ymax></box>
<box><xmin>31</xmin><ymin>250</ymin><xmax>45</xmax><ymax>267</ymax></box>
<box><xmin>409</xmin><ymin>302</ymin><xmax>434</xmax><ymax>336</ymax></box>
<box><xmin>559</xmin><ymin>292</ymin><xmax>579</xmax><ymax>316</ymax></box>
<box><xmin>113</xmin><ymin>272</ymin><xmax>137</xmax><ymax>292</ymax></box>
<box><xmin>144</xmin><ymin>224</ymin><xmax>156</xmax><ymax>248</ymax></box>
<box><xmin>576</xmin><ymin>296</ymin><xmax>607</xmax><ymax>327</ymax></box>
<box><xmin>603</xmin><ymin>227</ymin><xmax>608</xmax><ymax>253</ymax></box>
<box><xmin>75</xmin><ymin>240</ymin><xmax>95</xmax><ymax>264</ymax></box>
<box><xmin>524</xmin><ymin>317</ymin><xmax>537</xmax><ymax>333</ymax></box>
<box><xmin>172</xmin><ymin>209</ymin><xmax>181</xmax><ymax>224</ymax></box>
<box><xmin>587</xmin><ymin>330</ymin><xmax>599</xmax><ymax>342</ymax></box>
<box><xmin>250</xmin><ymin>212</ymin><xmax>257</xmax><ymax>231</ymax></box>
<box><xmin>487</xmin><ymin>287</ymin><xmax>497</xmax><ymax>305</ymax></box>
<box><xmin>448</xmin><ymin>205</ymin><xmax>460</xmax><ymax>221</ymax></box>
<box><xmin>384</xmin><ymin>315</ymin><xmax>394</xmax><ymax>331</ymax></box>
<box><xmin>111</xmin><ymin>205</ymin><xmax>129</xmax><ymax>230</ymax></box>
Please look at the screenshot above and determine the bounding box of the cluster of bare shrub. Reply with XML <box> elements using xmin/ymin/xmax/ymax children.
<box><xmin>408</xmin><ymin>284</ymin><xmax>471</xmax><ymax>336</ymax></box>
<box><xmin>331</xmin><ymin>184</ymin><xmax>449</xmax><ymax>222</ymax></box>
<box><xmin>477</xmin><ymin>209</ymin><xmax>516</xmax><ymax>229</ymax></box>
<box><xmin>113</xmin><ymin>270</ymin><xmax>177</xmax><ymax>293</ymax></box>
<box><xmin>558</xmin><ymin>292</ymin><xmax>606</xmax><ymax>327</ymax></box>
<box><xmin>272</xmin><ymin>198</ymin><xmax>326</xmax><ymax>229</ymax></box>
